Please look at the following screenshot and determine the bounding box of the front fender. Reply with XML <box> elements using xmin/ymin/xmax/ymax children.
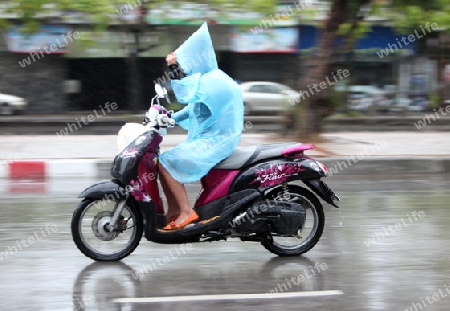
<box><xmin>78</xmin><ymin>180</ymin><xmax>126</xmax><ymax>200</ymax></box>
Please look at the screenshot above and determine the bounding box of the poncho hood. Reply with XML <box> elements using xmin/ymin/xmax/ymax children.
<box><xmin>174</xmin><ymin>22</ymin><xmax>218</xmax><ymax>76</ymax></box>
<box><xmin>171</xmin><ymin>22</ymin><xmax>219</xmax><ymax>104</ymax></box>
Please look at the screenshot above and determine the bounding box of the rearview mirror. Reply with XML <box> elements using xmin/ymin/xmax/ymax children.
<box><xmin>155</xmin><ymin>84</ymin><xmax>167</xmax><ymax>98</ymax></box>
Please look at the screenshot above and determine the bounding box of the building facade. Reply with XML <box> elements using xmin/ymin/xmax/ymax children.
<box><xmin>0</xmin><ymin>1</ymin><xmax>447</xmax><ymax>113</ymax></box>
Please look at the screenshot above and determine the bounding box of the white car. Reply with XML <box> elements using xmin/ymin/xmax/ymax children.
<box><xmin>240</xmin><ymin>81</ymin><xmax>300</xmax><ymax>115</ymax></box>
<box><xmin>390</xmin><ymin>96</ymin><xmax>428</xmax><ymax>112</ymax></box>
<box><xmin>0</xmin><ymin>93</ymin><xmax>27</xmax><ymax>115</ymax></box>
<box><xmin>346</xmin><ymin>85</ymin><xmax>386</xmax><ymax>111</ymax></box>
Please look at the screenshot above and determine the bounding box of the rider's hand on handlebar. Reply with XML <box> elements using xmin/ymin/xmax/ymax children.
<box><xmin>157</xmin><ymin>114</ymin><xmax>175</xmax><ymax>127</ymax></box>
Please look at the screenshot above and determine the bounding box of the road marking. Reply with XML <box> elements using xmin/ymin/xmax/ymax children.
<box><xmin>114</xmin><ymin>290</ymin><xmax>344</xmax><ymax>303</ymax></box>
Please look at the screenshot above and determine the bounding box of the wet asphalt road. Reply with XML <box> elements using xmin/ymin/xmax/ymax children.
<box><xmin>0</xmin><ymin>175</ymin><xmax>449</xmax><ymax>311</ymax></box>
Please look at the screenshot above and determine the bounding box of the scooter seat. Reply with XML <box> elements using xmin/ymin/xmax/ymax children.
<box><xmin>215</xmin><ymin>142</ymin><xmax>302</xmax><ymax>170</ymax></box>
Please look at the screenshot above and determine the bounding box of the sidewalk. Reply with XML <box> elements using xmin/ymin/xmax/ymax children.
<box><xmin>1</xmin><ymin>131</ymin><xmax>449</xmax><ymax>179</ymax></box>
<box><xmin>2</xmin><ymin>112</ymin><xmax>450</xmax><ymax>134</ymax></box>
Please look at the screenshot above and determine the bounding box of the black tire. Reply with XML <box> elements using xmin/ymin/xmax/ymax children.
<box><xmin>71</xmin><ymin>199</ymin><xmax>143</xmax><ymax>261</ymax></box>
<box><xmin>261</xmin><ymin>185</ymin><xmax>325</xmax><ymax>257</ymax></box>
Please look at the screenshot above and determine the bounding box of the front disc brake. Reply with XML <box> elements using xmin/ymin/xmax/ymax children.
<box><xmin>92</xmin><ymin>211</ymin><xmax>120</xmax><ymax>241</ymax></box>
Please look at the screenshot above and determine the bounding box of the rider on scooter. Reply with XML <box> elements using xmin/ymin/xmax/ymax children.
<box><xmin>158</xmin><ymin>22</ymin><xmax>244</xmax><ymax>230</ymax></box>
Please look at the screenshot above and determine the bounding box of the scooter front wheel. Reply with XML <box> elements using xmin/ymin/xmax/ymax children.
<box><xmin>71</xmin><ymin>199</ymin><xmax>143</xmax><ymax>261</ymax></box>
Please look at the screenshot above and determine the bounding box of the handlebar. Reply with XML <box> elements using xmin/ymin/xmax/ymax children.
<box><xmin>142</xmin><ymin>94</ymin><xmax>175</xmax><ymax>128</ymax></box>
<box><xmin>160</xmin><ymin>115</ymin><xmax>175</xmax><ymax>126</ymax></box>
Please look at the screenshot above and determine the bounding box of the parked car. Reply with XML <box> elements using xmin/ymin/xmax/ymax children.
<box><xmin>240</xmin><ymin>81</ymin><xmax>300</xmax><ymax>115</ymax></box>
<box><xmin>345</xmin><ymin>85</ymin><xmax>387</xmax><ymax>111</ymax></box>
<box><xmin>389</xmin><ymin>96</ymin><xmax>428</xmax><ymax>113</ymax></box>
<box><xmin>0</xmin><ymin>93</ymin><xmax>27</xmax><ymax>115</ymax></box>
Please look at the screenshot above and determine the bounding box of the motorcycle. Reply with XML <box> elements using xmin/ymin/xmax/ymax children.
<box><xmin>71</xmin><ymin>84</ymin><xmax>340</xmax><ymax>261</ymax></box>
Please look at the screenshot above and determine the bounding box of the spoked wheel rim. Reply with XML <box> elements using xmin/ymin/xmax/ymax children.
<box><xmin>73</xmin><ymin>262</ymin><xmax>137</xmax><ymax>311</ymax></box>
<box><xmin>78</xmin><ymin>200</ymin><xmax>138</xmax><ymax>257</ymax></box>
<box><xmin>265</xmin><ymin>186</ymin><xmax>322</xmax><ymax>251</ymax></box>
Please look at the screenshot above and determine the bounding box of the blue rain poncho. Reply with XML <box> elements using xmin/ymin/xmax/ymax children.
<box><xmin>159</xmin><ymin>22</ymin><xmax>244</xmax><ymax>183</ymax></box>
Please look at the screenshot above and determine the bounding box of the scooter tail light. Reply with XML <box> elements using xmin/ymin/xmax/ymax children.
<box><xmin>316</xmin><ymin>161</ymin><xmax>329</xmax><ymax>176</ymax></box>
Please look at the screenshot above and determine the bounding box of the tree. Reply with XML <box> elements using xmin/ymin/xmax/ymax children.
<box><xmin>296</xmin><ymin>0</ymin><xmax>450</xmax><ymax>139</ymax></box>
<box><xmin>297</xmin><ymin>0</ymin><xmax>370</xmax><ymax>139</ymax></box>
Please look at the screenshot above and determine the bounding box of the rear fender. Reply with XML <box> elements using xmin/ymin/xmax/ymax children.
<box><xmin>303</xmin><ymin>179</ymin><xmax>340</xmax><ymax>208</ymax></box>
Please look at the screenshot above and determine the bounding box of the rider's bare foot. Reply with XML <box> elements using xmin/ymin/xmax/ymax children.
<box><xmin>163</xmin><ymin>210</ymin><xmax>199</xmax><ymax>230</ymax></box>
<box><xmin>174</xmin><ymin>210</ymin><xmax>194</xmax><ymax>225</ymax></box>
<box><xmin>165</xmin><ymin>214</ymin><xmax>179</xmax><ymax>223</ymax></box>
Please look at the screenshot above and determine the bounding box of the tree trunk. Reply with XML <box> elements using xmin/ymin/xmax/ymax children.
<box><xmin>297</xmin><ymin>0</ymin><xmax>351</xmax><ymax>139</ymax></box>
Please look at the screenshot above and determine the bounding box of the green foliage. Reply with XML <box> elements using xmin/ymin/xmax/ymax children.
<box><xmin>345</xmin><ymin>110</ymin><xmax>363</xmax><ymax>117</ymax></box>
<box><xmin>166</xmin><ymin>101</ymin><xmax>184</xmax><ymax>112</ymax></box>
<box><xmin>298</xmin><ymin>7</ymin><xmax>320</xmax><ymax>23</ymax></box>
<box><xmin>311</xmin><ymin>0</ymin><xmax>450</xmax><ymax>35</ymax></box>
<box><xmin>0</xmin><ymin>0</ymin><xmax>279</xmax><ymax>55</ymax></box>
<box><xmin>429</xmin><ymin>93</ymin><xmax>441</xmax><ymax>109</ymax></box>
<box><xmin>1</xmin><ymin>0</ymin><xmax>278</xmax><ymax>30</ymax></box>
<box><xmin>337</xmin><ymin>20</ymin><xmax>371</xmax><ymax>39</ymax></box>
<box><xmin>387</xmin><ymin>0</ymin><xmax>450</xmax><ymax>33</ymax></box>
<box><xmin>323</xmin><ymin>88</ymin><xmax>343</xmax><ymax>115</ymax></box>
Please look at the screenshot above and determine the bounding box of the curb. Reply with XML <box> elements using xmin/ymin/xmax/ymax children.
<box><xmin>0</xmin><ymin>159</ymin><xmax>101</xmax><ymax>179</ymax></box>
<box><xmin>2</xmin><ymin>157</ymin><xmax>449</xmax><ymax>180</ymax></box>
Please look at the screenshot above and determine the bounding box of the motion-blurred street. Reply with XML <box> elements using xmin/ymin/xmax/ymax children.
<box><xmin>0</xmin><ymin>174</ymin><xmax>449</xmax><ymax>310</ymax></box>
<box><xmin>1</xmin><ymin>0</ymin><xmax>450</xmax><ymax>310</ymax></box>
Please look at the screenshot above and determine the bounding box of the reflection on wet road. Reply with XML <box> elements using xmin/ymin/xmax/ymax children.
<box><xmin>0</xmin><ymin>175</ymin><xmax>449</xmax><ymax>310</ymax></box>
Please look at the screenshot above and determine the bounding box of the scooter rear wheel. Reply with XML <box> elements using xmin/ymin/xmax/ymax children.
<box><xmin>71</xmin><ymin>199</ymin><xmax>143</xmax><ymax>261</ymax></box>
<box><xmin>261</xmin><ymin>185</ymin><xmax>325</xmax><ymax>256</ymax></box>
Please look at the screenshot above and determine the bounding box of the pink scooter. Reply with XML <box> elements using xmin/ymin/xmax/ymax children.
<box><xmin>71</xmin><ymin>85</ymin><xmax>340</xmax><ymax>261</ymax></box>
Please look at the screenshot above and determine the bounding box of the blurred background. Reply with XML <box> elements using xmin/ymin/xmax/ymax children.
<box><xmin>1</xmin><ymin>1</ymin><xmax>450</xmax><ymax>311</ymax></box>
<box><xmin>0</xmin><ymin>0</ymin><xmax>448</xmax><ymax>120</ymax></box>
